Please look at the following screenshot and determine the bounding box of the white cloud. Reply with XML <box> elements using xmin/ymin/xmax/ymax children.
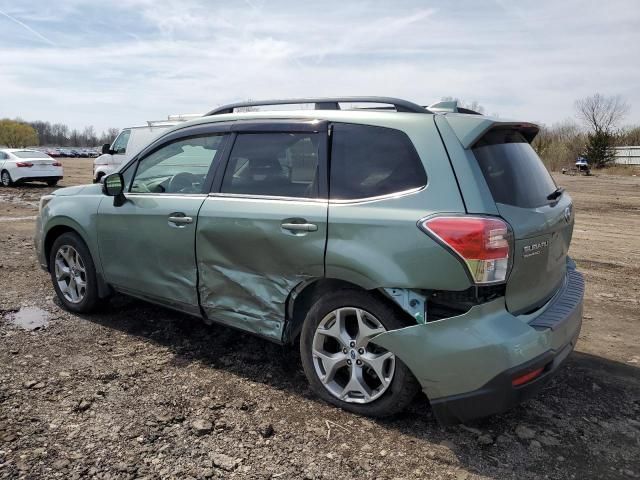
<box><xmin>0</xmin><ymin>0</ymin><xmax>639</xmax><ymax>132</ymax></box>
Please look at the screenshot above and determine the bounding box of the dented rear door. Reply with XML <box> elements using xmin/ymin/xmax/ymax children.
<box><xmin>196</xmin><ymin>122</ymin><xmax>328</xmax><ymax>341</ymax></box>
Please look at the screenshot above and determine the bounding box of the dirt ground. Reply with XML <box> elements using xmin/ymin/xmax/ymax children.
<box><xmin>0</xmin><ymin>159</ymin><xmax>638</xmax><ymax>479</ymax></box>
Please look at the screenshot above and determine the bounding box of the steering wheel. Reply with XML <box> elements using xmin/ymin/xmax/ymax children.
<box><xmin>168</xmin><ymin>172</ymin><xmax>195</xmax><ymax>193</ymax></box>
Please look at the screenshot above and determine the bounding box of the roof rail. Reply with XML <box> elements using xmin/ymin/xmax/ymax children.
<box><xmin>205</xmin><ymin>97</ymin><xmax>431</xmax><ymax>116</ymax></box>
<box><xmin>427</xmin><ymin>100</ymin><xmax>483</xmax><ymax>115</ymax></box>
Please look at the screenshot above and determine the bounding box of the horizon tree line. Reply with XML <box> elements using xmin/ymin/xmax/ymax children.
<box><xmin>1</xmin><ymin>117</ymin><xmax>119</xmax><ymax>147</ymax></box>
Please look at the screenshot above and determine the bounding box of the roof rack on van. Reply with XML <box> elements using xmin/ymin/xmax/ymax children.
<box><xmin>146</xmin><ymin>120</ymin><xmax>179</xmax><ymax>127</ymax></box>
<box><xmin>167</xmin><ymin>113</ymin><xmax>203</xmax><ymax>121</ymax></box>
<box><xmin>146</xmin><ymin>113</ymin><xmax>203</xmax><ymax>127</ymax></box>
<box><xmin>205</xmin><ymin>97</ymin><xmax>432</xmax><ymax>115</ymax></box>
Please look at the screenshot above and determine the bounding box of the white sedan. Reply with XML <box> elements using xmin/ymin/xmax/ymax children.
<box><xmin>0</xmin><ymin>149</ymin><xmax>63</xmax><ymax>187</ymax></box>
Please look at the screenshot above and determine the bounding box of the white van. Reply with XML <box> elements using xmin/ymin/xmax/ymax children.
<box><xmin>93</xmin><ymin>114</ymin><xmax>201</xmax><ymax>182</ymax></box>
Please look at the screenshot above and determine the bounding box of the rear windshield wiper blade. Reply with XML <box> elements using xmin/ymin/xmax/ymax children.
<box><xmin>547</xmin><ymin>187</ymin><xmax>564</xmax><ymax>201</ymax></box>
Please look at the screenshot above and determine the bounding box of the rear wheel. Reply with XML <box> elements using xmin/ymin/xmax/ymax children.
<box><xmin>1</xmin><ymin>170</ymin><xmax>13</xmax><ymax>187</ymax></box>
<box><xmin>49</xmin><ymin>232</ymin><xmax>100</xmax><ymax>313</ymax></box>
<box><xmin>300</xmin><ymin>290</ymin><xmax>419</xmax><ymax>417</ymax></box>
<box><xmin>46</xmin><ymin>179</ymin><xmax>58</xmax><ymax>187</ymax></box>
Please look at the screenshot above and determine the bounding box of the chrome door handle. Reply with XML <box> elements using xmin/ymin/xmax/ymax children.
<box><xmin>281</xmin><ymin>222</ymin><xmax>318</xmax><ymax>232</ymax></box>
<box><xmin>168</xmin><ymin>214</ymin><xmax>193</xmax><ymax>225</ymax></box>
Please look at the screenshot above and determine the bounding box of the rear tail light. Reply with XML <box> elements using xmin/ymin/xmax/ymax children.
<box><xmin>419</xmin><ymin>216</ymin><xmax>511</xmax><ymax>284</ymax></box>
<box><xmin>16</xmin><ymin>162</ymin><xmax>33</xmax><ymax>167</ymax></box>
<box><xmin>52</xmin><ymin>161</ymin><xmax>62</xmax><ymax>166</ymax></box>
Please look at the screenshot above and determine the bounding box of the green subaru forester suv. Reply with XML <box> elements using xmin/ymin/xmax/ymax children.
<box><xmin>35</xmin><ymin>97</ymin><xmax>583</xmax><ymax>425</ymax></box>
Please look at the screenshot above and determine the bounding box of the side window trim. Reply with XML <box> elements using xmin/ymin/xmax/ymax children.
<box><xmin>211</xmin><ymin>130</ymin><xmax>328</xmax><ymax>200</ymax></box>
<box><xmin>209</xmin><ymin>132</ymin><xmax>238</xmax><ymax>194</ymax></box>
<box><xmin>126</xmin><ymin>133</ymin><xmax>230</xmax><ymax>195</ymax></box>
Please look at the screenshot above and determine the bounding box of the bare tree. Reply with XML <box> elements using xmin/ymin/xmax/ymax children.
<box><xmin>575</xmin><ymin>93</ymin><xmax>630</xmax><ymax>133</ymax></box>
<box><xmin>440</xmin><ymin>96</ymin><xmax>485</xmax><ymax>114</ymax></box>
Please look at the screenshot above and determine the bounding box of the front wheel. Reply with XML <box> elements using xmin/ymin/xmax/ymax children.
<box><xmin>300</xmin><ymin>290</ymin><xmax>419</xmax><ymax>417</ymax></box>
<box><xmin>49</xmin><ymin>232</ymin><xmax>101</xmax><ymax>313</ymax></box>
<box><xmin>1</xmin><ymin>170</ymin><xmax>13</xmax><ymax>187</ymax></box>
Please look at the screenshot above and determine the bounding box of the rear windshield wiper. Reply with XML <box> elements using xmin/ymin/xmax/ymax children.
<box><xmin>547</xmin><ymin>187</ymin><xmax>564</xmax><ymax>201</ymax></box>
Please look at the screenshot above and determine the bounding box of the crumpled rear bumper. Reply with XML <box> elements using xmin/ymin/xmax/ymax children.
<box><xmin>371</xmin><ymin>263</ymin><xmax>584</xmax><ymax>425</ymax></box>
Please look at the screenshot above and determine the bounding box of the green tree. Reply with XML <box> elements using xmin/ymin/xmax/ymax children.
<box><xmin>584</xmin><ymin>130</ymin><xmax>616</xmax><ymax>168</ymax></box>
<box><xmin>0</xmin><ymin>119</ymin><xmax>39</xmax><ymax>148</ymax></box>
<box><xmin>575</xmin><ymin>93</ymin><xmax>629</xmax><ymax>168</ymax></box>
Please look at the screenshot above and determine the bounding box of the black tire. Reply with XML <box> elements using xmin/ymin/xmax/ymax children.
<box><xmin>46</xmin><ymin>179</ymin><xmax>58</xmax><ymax>187</ymax></box>
<box><xmin>1</xmin><ymin>170</ymin><xmax>13</xmax><ymax>187</ymax></box>
<box><xmin>300</xmin><ymin>289</ymin><xmax>419</xmax><ymax>417</ymax></box>
<box><xmin>49</xmin><ymin>232</ymin><xmax>101</xmax><ymax>313</ymax></box>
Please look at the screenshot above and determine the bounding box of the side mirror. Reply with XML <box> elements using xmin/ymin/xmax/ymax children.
<box><xmin>102</xmin><ymin>173</ymin><xmax>126</xmax><ymax>206</ymax></box>
<box><xmin>101</xmin><ymin>143</ymin><xmax>112</xmax><ymax>155</ymax></box>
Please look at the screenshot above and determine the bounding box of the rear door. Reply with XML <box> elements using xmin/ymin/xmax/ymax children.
<box><xmin>97</xmin><ymin>129</ymin><xmax>229</xmax><ymax>314</ymax></box>
<box><xmin>471</xmin><ymin>128</ymin><xmax>574</xmax><ymax>314</ymax></box>
<box><xmin>195</xmin><ymin>120</ymin><xmax>328</xmax><ymax>340</ymax></box>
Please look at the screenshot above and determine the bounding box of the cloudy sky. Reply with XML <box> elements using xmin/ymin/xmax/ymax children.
<box><xmin>1</xmin><ymin>0</ymin><xmax>639</xmax><ymax>133</ymax></box>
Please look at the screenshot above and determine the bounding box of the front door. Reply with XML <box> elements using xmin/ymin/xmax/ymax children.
<box><xmin>97</xmin><ymin>132</ymin><xmax>228</xmax><ymax>314</ymax></box>
<box><xmin>196</xmin><ymin>124</ymin><xmax>328</xmax><ymax>340</ymax></box>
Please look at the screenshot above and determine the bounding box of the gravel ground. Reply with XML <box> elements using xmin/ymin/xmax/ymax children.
<box><xmin>0</xmin><ymin>159</ymin><xmax>639</xmax><ymax>479</ymax></box>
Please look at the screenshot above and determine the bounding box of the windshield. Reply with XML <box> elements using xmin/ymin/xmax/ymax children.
<box><xmin>473</xmin><ymin>129</ymin><xmax>557</xmax><ymax>208</ymax></box>
<box><xmin>13</xmin><ymin>151</ymin><xmax>52</xmax><ymax>159</ymax></box>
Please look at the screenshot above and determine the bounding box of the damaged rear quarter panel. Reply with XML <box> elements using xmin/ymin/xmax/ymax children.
<box><xmin>195</xmin><ymin>195</ymin><xmax>327</xmax><ymax>341</ymax></box>
<box><xmin>370</xmin><ymin>298</ymin><xmax>549</xmax><ymax>399</ymax></box>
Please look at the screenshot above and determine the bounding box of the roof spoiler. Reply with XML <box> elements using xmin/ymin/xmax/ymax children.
<box><xmin>442</xmin><ymin>115</ymin><xmax>539</xmax><ymax>149</ymax></box>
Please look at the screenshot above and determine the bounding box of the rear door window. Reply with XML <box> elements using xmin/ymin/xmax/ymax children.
<box><xmin>329</xmin><ymin>123</ymin><xmax>426</xmax><ymax>200</ymax></box>
<box><xmin>472</xmin><ymin>129</ymin><xmax>557</xmax><ymax>208</ymax></box>
<box><xmin>221</xmin><ymin>133</ymin><xmax>320</xmax><ymax>198</ymax></box>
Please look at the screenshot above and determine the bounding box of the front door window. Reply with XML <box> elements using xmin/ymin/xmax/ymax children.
<box><xmin>111</xmin><ymin>130</ymin><xmax>131</xmax><ymax>154</ymax></box>
<box><xmin>130</xmin><ymin>135</ymin><xmax>224</xmax><ymax>194</ymax></box>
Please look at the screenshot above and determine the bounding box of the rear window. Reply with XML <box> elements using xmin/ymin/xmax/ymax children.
<box><xmin>13</xmin><ymin>151</ymin><xmax>52</xmax><ymax>159</ymax></box>
<box><xmin>473</xmin><ymin>129</ymin><xmax>556</xmax><ymax>208</ymax></box>
<box><xmin>330</xmin><ymin>123</ymin><xmax>426</xmax><ymax>200</ymax></box>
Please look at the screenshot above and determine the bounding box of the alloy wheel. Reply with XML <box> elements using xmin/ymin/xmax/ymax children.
<box><xmin>312</xmin><ymin>307</ymin><xmax>396</xmax><ymax>404</ymax></box>
<box><xmin>54</xmin><ymin>245</ymin><xmax>87</xmax><ymax>304</ymax></box>
<box><xmin>1</xmin><ymin>172</ymin><xmax>10</xmax><ymax>186</ymax></box>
